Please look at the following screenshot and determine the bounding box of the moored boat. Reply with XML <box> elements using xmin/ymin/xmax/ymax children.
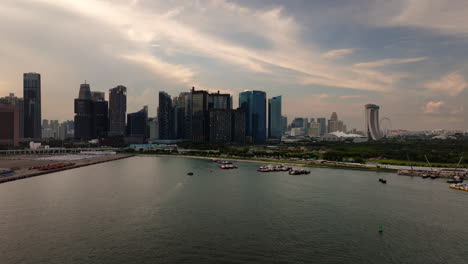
<box><xmin>447</xmin><ymin>176</ymin><xmax>463</xmax><ymax>183</ymax></box>
<box><xmin>219</xmin><ymin>164</ymin><xmax>238</xmax><ymax>170</ymax></box>
<box><xmin>289</xmin><ymin>169</ymin><xmax>310</xmax><ymax>175</ymax></box>
<box><xmin>0</xmin><ymin>169</ymin><xmax>14</xmax><ymax>176</ymax></box>
<box><xmin>449</xmin><ymin>183</ymin><xmax>468</xmax><ymax>192</ymax></box>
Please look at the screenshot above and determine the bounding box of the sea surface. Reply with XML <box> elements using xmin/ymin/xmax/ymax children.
<box><xmin>0</xmin><ymin>156</ymin><xmax>467</xmax><ymax>264</ymax></box>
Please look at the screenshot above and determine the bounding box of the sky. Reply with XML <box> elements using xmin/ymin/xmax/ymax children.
<box><xmin>0</xmin><ymin>0</ymin><xmax>467</xmax><ymax>130</ymax></box>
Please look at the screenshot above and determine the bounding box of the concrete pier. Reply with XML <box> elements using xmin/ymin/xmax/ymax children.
<box><xmin>0</xmin><ymin>154</ymin><xmax>133</xmax><ymax>184</ymax></box>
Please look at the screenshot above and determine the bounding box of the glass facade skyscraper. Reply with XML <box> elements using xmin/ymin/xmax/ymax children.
<box><xmin>23</xmin><ymin>73</ymin><xmax>41</xmax><ymax>138</ymax></box>
<box><xmin>239</xmin><ymin>90</ymin><xmax>266</xmax><ymax>144</ymax></box>
<box><xmin>268</xmin><ymin>96</ymin><xmax>282</xmax><ymax>139</ymax></box>
<box><xmin>109</xmin><ymin>85</ymin><xmax>127</xmax><ymax>136</ymax></box>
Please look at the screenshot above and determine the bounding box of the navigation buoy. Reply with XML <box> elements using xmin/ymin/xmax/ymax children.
<box><xmin>378</xmin><ymin>224</ymin><xmax>383</xmax><ymax>233</ymax></box>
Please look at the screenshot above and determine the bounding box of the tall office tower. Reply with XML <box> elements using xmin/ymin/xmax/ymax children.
<box><xmin>268</xmin><ymin>96</ymin><xmax>282</xmax><ymax>139</ymax></box>
<box><xmin>148</xmin><ymin>118</ymin><xmax>159</xmax><ymax>141</ymax></box>
<box><xmin>239</xmin><ymin>91</ymin><xmax>252</xmax><ymax>142</ymax></box>
<box><xmin>109</xmin><ymin>85</ymin><xmax>127</xmax><ymax>136</ymax></box>
<box><xmin>209</xmin><ymin>109</ymin><xmax>232</xmax><ymax>143</ymax></box>
<box><xmin>126</xmin><ymin>106</ymin><xmax>148</xmax><ymax>143</ymax></box>
<box><xmin>231</xmin><ymin>109</ymin><xmax>246</xmax><ymax>144</ymax></box>
<box><xmin>74</xmin><ymin>83</ymin><xmax>109</xmax><ymax>140</ymax></box>
<box><xmin>191</xmin><ymin>87</ymin><xmax>209</xmax><ymax>142</ymax></box>
<box><xmin>281</xmin><ymin>116</ymin><xmax>287</xmax><ymax>134</ymax></box>
<box><xmin>158</xmin><ymin>91</ymin><xmax>174</xmax><ymax>140</ymax></box>
<box><xmin>328</xmin><ymin>112</ymin><xmax>339</xmax><ymax>133</ymax></box>
<box><xmin>92</xmin><ymin>95</ymin><xmax>109</xmax><ymax>138</ymax></box>
<box><xmin>0</xmin><ymin>93</ymin><xmax>24</xmax><ymax>138</ymax></box>
<box><xmin>365</xmin><ymin>104</ymin><xmax>382</xmax><ymax>140</ymax></box>
<box><xmin>209</xmin><ymin>91</ymin><xmax>231</xmax><ymax>110</ymax></box>
<box><xmin>74</xmin><ymin>94</ymin><xmax>93</xmax><ymax>140</ymax></box>
<box><xmin>317</xmin><ymin>118</ymin><xmax>326</xmax><ymax>136</ymax></box>
<box><xmin>23</xmin><ymin>73</ymin><xmax>41</xmax><ymax>138</ymax></box>
<box><xmin>0</xmin><ymin>102</ymin><xmax>21</xmax><ymax>146</ymax></box>
<box><xmin>173</xmin><ymin>93</ymin><xmax>191</xmax><ymax>139</ymax></box>
<box><xmin>239</xmin><ymin>90</ymin><xmax>266</xmax><ymax>144</ymax></box>
<box><xmin>337</xmin><ymin>120</ymin><xmax>344</xmax><ymax>132</ymax></box>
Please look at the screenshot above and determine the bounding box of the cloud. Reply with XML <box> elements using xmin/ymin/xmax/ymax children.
<box><xmin>340</xmin><ymin>95</ymin><xmax>362</xmax><ymax>99</ymax></box>
<box><xmin>322</xmin><ymin>49</ymin><xmax>354</xmax><ymax>59</ymax></box>
<box><xmin>425</xmin><ymin>71</ymin><xmax>468</xmax><ymax>96</ymax></box>
<box><xmin>354</xmin><ymin>57</ymin><xmax>429</xmax><ymax>68</ymax></box>
<box><xmin>120</xmin><ymin>53</ymin><xmax>195</xmax><ymax>84</ymax></box>
<box><xmin>383</xmin><ymin>0</ymin><xmax>468</xmax><ymax>36</ymax></box>
<box><xmin>423</xmin><ymin>101</ymin><xmax>445</xmax><ymax>114</ymax></box>
<box><xmin>27</xmin><ymin>0</ymin><xmax>408</xmax><ymax>93</ymax></box>
<box><xmin>423</xmin><ymin>100</ymin><xmax>464</xmax><ymax>115</ymax></box>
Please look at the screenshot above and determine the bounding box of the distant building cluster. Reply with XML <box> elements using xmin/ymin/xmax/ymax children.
<box><xmin>284</xmin><ymin>112</ymin><xmax>348</xmax><ymax>139</ymax></box>
<box><xmin>2</xmin><ymin>72</ymin><xmax>423</xmax><ymax>147</ymax></box>
<box><xmin>154</xmin><ymin>88</ymin><xmax>284</xmax><ymax>144</ymax></box>
<box><xmin>67</xmin><ymin>83</ymin><xmax>285</xmax><ymax>145</ymax></box>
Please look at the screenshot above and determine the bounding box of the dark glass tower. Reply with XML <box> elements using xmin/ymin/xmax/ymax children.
<box><xmin>268</xmin><ymin>96</ymin><xmax>282</xmax><ymax>139</ymax></box>
<box><xmin>158</xmin><ymin>92</ymin><xmax>174</xmax><ymax>140</ymax></box>
<box><xmin>23</xmin><ymin>73</ymin><xmax>41</xmax><ymax>138</ymax></box>
<box><xmin>127</xmin><ymin>106</ymin><xmax>148</xmax><ymax>142</ymax></box>
<box><xmin>74</xmin><ymin>83</ymin><xmax>109</xmax><ymax>140</ymax></box>
<box><xmin>109</xmin><ymin>85</ymin><xmax>127</xmax><ymax>136</ymax></box>
<box><xmin>239</xmin><ymin>90</ymin><xmax>266</xmax><ymax>144</ymax></box>
<box><xmin>191</xmin><ymin>87</ymin><xmax>209</xmax><ymax>142</ymax></box>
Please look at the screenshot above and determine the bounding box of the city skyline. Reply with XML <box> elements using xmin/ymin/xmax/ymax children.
<box><xmin>0</xmin><ymin>1</ymin><xmax>467</xmax><ymax>130</ymax></box>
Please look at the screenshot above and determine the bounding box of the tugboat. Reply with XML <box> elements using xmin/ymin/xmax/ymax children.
<box><xmin>378</xmin><ymin>178</ymin><xmax>387</xmax><ymax>184</ymax></box>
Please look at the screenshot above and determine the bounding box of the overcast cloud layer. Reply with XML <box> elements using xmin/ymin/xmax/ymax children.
<box><xmin>0</xmin><ymin>0</ymin><xmax>467</xmax><ymax>130</ymax></box>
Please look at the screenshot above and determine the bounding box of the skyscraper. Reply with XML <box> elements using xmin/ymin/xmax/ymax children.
<box><xmin>191</xmin><ymin>88</ymin><xmax>209</xmax><ymax>142</ymax></box>
<box><xmin>0</xmin><ymin>103</ymin><xmax>20</xmax><ymax>146</ymax></box>
<box><xmin>232</xmin><ymin>109</ymin><xmax>246</xmax><ymax>144</ymax></box>
<box><xmin>209</xmin><ymin>109</ymin><xmax>232</xmax><ymax>143</ymax></box>
<box><xmin>0</xmin><ymin>93</ymin><xmax>24</xmax><ymax>138</ymax></box>
<box><xmin>317</xmin><ymin>118</ymin><xmax>326</xmax><ymax>136</ymax></box>
<box><xmin>109</xmin><ymin>85</ymin><xmax>127</xmax><ymax>136</ymax></box>
<box><xmin>92</xmin><ymin>96</ymin><xmax>109</xmax><ymax>138</ymax></box>
<box><xmin>365</xmin><ymin>104</ymin><xmax>382</xmax><ymax>140</ymax></box>
<box><xmin>328</xmin><ymin>112</ymin><xmax>339</xmax><ymax>133</ymax></box>
<box><xmin>23</xmin><ymin>73</ymin><xmax>41</xmax><ymax>138</ymax></box>
<box><xmin>268</xmin><ymin>96</ymin><xmax>282</xmax><ymax>139</ymax></box>
<box><xmin>158</xmin><ymin>91</ymin><xmax>174</xmax><ymax>140</ymax></box>
<box><xmin>126</xmin><ymin>106</ymin><xmax>148</xmax><ymax>143</ymax></box>
<box><xmin>239</xmin><ymin>91</ymin><xmax>252</xmax><ymax>142</ymax></box>
<box><xmin>239</xmin><ymin>90</ymin><xmax>266</xmax><ymax>144</ymax></box>
<box><xmin>74</xmin><ymin>83</ymin><xmax>109</xmax><ymax>140</ymax></box>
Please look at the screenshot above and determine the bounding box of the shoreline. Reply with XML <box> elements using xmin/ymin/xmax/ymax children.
<box><xmin>136</xmin><ymin>154</ymin><xmax>397</xmax><ymax>173</ymax></box>
<box><xmin>0</xmin><ymin>154</ymin><xmax>134</xmax><ymax>184</ymax></box>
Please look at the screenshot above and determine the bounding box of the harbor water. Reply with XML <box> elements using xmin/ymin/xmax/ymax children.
<box><xmin>0</xmin><ymin>156</ymin><xmax>466</xmax><ymax>264</ymax></box>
